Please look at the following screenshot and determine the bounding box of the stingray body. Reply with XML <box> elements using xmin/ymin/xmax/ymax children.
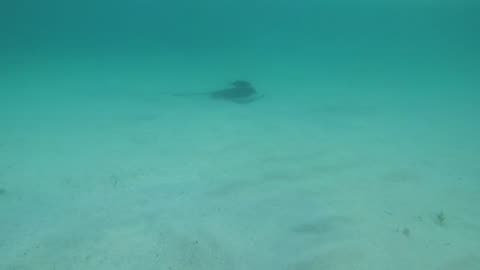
<box><xmin>171</xmin><ymin>80</ymin><xmax>263</xmax><ymax>103</ymax></box>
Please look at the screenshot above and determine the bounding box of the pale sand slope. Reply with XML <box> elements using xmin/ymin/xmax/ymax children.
<box><xmin>1</xmin><ymin>66</ymin><xmax>479</xmax><ymax>270</ymax></box>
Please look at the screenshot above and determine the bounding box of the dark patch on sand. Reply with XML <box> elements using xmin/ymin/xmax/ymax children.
<box><xmin>170</xmin><ymin>80</ymin><xmax>264</xmax><ymax>104</ymax></box>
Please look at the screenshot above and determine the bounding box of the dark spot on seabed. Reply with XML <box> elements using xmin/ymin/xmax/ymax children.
<box><xmin>434</xmin><ymin>211</ymin><xmax>446</xmax><ymax>226</ymax></box>
<box><xmin>0</xmin><ymin>188</ymin><xmax>6</xmax><ymax>195</ymax></box>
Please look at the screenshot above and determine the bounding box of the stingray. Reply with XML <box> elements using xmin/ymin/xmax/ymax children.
<box><xmin>164</xmin><ymin>80</ymin><xmax>263</xmax><ymax>104</ymax></box>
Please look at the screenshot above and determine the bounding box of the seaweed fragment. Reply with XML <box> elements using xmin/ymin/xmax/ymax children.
<box><xmin>434</xmin><ymin>211</ymin><xmax>446</xmax><ymax>226</ymax></box>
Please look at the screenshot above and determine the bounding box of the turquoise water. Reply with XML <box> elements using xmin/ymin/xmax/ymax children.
<box><xmin>1</xmin><ymin>1</ymin><xmax>479</xmax><ymax>269</ymax></box>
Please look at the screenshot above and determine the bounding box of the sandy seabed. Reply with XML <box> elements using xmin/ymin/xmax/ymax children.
<box><xmin>1</xmin><ymin>59</ymin><xmax>479</xmax><ymax>270</ymax></box>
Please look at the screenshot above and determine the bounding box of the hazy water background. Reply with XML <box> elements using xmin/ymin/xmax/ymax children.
<box><xmin>1</xmin><ymin>1</ymin><xmax>479</xmax><ymax>269</ymax></box>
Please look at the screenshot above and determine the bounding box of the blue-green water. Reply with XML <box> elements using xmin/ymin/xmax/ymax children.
<box><xmin>1</xmin><ymin>1</ymin><xmax>479</xmax><ymax>269</ymax></box>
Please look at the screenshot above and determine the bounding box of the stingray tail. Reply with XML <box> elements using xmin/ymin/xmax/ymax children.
<box><xmin>171</xmin><ymin>92</ymin><xmax>211</xmax><ymax>97</ymax></box>
<box><xmin>158</xmin><ymin>91</ymin><xmax>210</xmax><ymax>97</ymax></box>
